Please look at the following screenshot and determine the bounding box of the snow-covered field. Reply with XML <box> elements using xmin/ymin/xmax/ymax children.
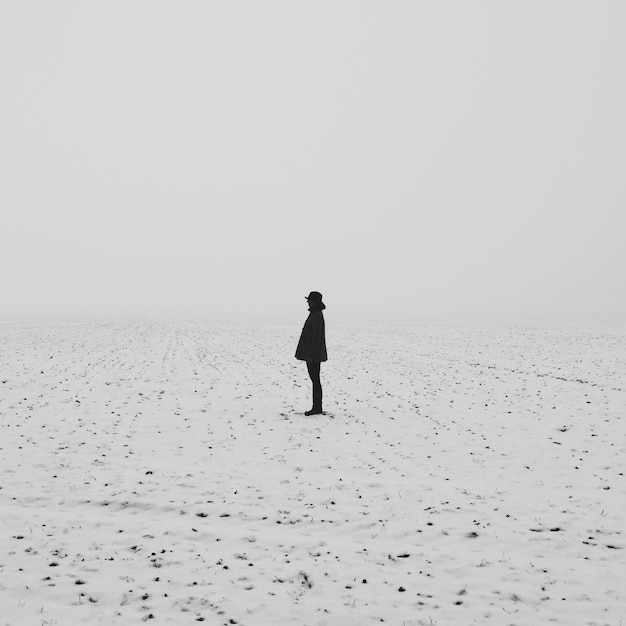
<box><xmin>0</xmin><ymin>319</ymin><xmax>624</xmax><ymax>626</ymax></box>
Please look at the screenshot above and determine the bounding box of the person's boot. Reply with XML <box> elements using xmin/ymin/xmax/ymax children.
<box><xmin>304</xmin><ymin>407</ymin><xmax>323</xmax><ymax>416</ymax></box>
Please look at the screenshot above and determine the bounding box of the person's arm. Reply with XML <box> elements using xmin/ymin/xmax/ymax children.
<box><xmin>308</xmin><ymin>315</ymin><xmax>323</xmax><ymax>361</ymax></box>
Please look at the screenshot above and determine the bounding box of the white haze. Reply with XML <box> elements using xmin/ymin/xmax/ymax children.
<box><xmin>1</xmin><ymin>1</ymin><xmax>625</xmax><ymax>323</ymax></box>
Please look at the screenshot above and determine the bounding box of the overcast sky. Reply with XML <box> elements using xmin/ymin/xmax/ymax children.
<box><xmin>2</xmin><ymin>1</ymin><xmax>625</xmax><ymax>322</ymax></box>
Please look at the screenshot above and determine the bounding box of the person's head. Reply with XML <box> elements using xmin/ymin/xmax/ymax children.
<box><xmin>306</xmin><ymin>291</ymin><xmax>326</xmax><ymax>311</ymax></box>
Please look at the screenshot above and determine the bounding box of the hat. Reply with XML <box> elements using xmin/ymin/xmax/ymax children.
<box><xmin>305</xmin><ymin>291</ymin><xmax>323</xmax><ymax>302</ymax></box>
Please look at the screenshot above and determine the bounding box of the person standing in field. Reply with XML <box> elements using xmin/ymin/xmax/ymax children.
<box><xmin>295</xmin><ymin>291</ymin><xmax>327</xmax><ymax>415</ymax></box>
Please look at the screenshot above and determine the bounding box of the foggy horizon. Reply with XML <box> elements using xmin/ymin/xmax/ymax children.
<box><xmin>2</xmin><ymin>2</ymin><xmax>625</xmax><ymax>324</ymax></box>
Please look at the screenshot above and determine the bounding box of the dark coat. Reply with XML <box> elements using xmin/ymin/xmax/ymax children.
<box><xmin>295</xmin><ymin>310</ymin><xmax>327</xmax><ymax>362</ymax></box>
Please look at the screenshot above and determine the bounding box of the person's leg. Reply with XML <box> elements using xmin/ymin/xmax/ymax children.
<box><xmin>306</xmin><ymin>361</ymin><xmax>322</xmax><ymax>411</ymax></box>
<box><xmin>315</xmin><ymin>362</ymin><xmax>322</xmax><ymax>409</ymax></box>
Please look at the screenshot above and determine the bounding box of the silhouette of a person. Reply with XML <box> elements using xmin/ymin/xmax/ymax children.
<box><xmin>295</xmin><ymin>291</ymin><xmax>327</xmax><ymax>415</ymax></box>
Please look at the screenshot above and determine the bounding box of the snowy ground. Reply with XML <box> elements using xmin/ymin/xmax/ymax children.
<box><xmin>0</xmin><ymin>319</ymin><xmax>624</xmax><ymax>626</ymax></box>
